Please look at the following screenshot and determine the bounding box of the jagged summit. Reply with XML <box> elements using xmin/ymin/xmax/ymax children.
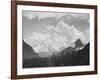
<box><xmin>24</xmin><ymin>20</ymin><xmax>87</xmax><ymax>57</ymax></box>
<box><xmin>75</xmin><ymin>39</ymin><xmax>84</xmax><ymax>49</ymax></box>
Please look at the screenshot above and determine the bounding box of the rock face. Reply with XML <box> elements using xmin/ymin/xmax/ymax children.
<box><xmin>52</xmin><ymin>43</ymin><xmax>90</xmax><ymax>66</ymax></box>
<box><xmin>23</xmin><ymin>41</ymin><xmax>41</xmax><ymax>68</ymax></box>
<box><xmin>23</xmin><ymin>40</ymin><xmax>38</xmax><ymax>60</ymax></box>
<box><xmin>75</xmin><ymin>39</ymin><xmax>84</xmax><ymax>49</ymax></box>
<box><xmin>77</xmin><ymin>43</ymin><xmax>89</xmax><ymax>65</ymax></box>
<box><xmin>23</xmin><ymin>40</ymin><xmax>89</xmax><ymax>68</ymax></box>
<box><xmin>63</xmin><ymin>43</ymin><xmax>89</xmax><ymax>66</ymax></box>
<box><xmin>23</xmin><ymin>41</ymin><xmax>54</xmax><ymax>68</ymax></box>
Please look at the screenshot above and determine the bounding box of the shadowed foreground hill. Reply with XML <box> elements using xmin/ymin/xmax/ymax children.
<box><xmin>23</xmin><ymin>40</ymin><xmax>39</xmax><ymax>60</ymax></box>
<box><xmin>23</xmin><ymin>40</ymin><xmax>90</xmax><ymax>68</ymax></box>
<box><xmin>23</xmin><ymin>41</ymin><xmax>54</xmax><ymax>68</ymax></box>
<box><xmin>23</xmin><ymin>41</ymin><xmax>41</xmax><ymax>68</ymax></box>
<box><xmin>53</xmin><ymin>43</ymin><xmax>90</xmax><ymax>66</ymax></box>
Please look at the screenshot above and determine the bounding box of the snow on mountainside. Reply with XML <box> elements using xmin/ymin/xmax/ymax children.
<box><xmin>55</xmin><ymin>20</ymin><xmax>85</xmax><ymax>43</ymax></box>
<box><xmin>24</xmin><ymin>20</ymin><xmax>87</xmax><ymax>57</ymax></box>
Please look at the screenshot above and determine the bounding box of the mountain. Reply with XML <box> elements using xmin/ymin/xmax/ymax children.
<box><xmin>56</xmin><ymin>20</ymin><xmax>82</xmax><ymax>41</ymax></box>
<box><xmin>77</xmin><ymin>43</ymin><xmax>89</xmax><ymax>65</ymax></box>
<box><xmin>75</xmin><ymin>39</ymin><xmax>84</xmax><ymax>49</ymax></box>
<box><xmin>23</xmin><ymin>40</ymin><xmax>39</xmax><ymax>60</ymax></box>
<box><xmin>26</xmin><ymin>20</ymin><xmax>86</xmax><ymax>57</ymax></box>
<box><xmin>24</xmin><ymin>20</ymin><xmax>87</xmax><ymax>59</ymax></box>
<box><xmin>23</xmin><ymin>40</ymin><xmax>89</xmax><ymax>68</ymax></box>
<box><xmin>33</xmin><ymin>40</ymin><xmax>56</xmax><ymax>57</ymax></box>
<box><xmin>52</xmin><ymin>43</ymin><xmax>89</xmax><ymax>66</ymax></box>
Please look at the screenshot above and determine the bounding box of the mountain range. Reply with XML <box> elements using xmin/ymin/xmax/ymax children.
<box><xmin>29</xmin><ymin>20</ymin><xmax>87</xmax><ymax>57</ymax></box>
<box><xmin>51</xmin><ymin>42</ymin><xmax>89</xmax><ymax>66</ymax></box>
<box><xmin>23</xmin><ymin>40</ymin><xmax>39</xmax><ymax>60</ymax></box>
<box><xmin>23</xmin><ymin>40</ymin><xmax>89</xmax><ymax>68</ymax></box>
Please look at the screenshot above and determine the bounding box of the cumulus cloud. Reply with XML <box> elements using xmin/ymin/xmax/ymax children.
<box><xmin>32</xmin><ymin>32</ymin><xmax>51</xmax><ymax>40</ymax></box>
<box><xmin>23</xmin><ymin>11</ymin><xmax>37</xmax><ymax>19</ymax></box>
<box><xmin>23</xmin><ymin>11</ymin><xmax>68</xmax><ymax>20</ymax></box>
<box><xmin>23</xmin><ymin>11</ymin><xmax>89</xmax><ymax>22</ymax></box>
<box><xmin>46</xmin><ymin>25</ymin><xmax>55</xmax><ymax>30</ymax></box>
<box><xmin>82</xmin><ymin>30</ymin><xmax>90</xmax><ymax>44</ymax></box>
<box><xmin>70</xmin><ymin>13</ymin><xmax>89</xmax><ymax>20</ymax></box>
<box><xmin>24</xmin><ymin>32</ymin><xmax>51</xmax><ymax>47</ymax></box>
<box><xmin>23</xmin><ymin>11</ymin><xmax>55</xmax><ymax>20</ymax></box>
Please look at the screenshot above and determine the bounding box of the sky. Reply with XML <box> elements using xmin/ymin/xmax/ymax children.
<box><xmin>22</xmin><ymin>10</ymin><xmax>90</xmax><ymax>55</ymax></box>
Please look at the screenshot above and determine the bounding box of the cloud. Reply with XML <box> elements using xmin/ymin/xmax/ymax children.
<box><xmin>23</xmin><ymin>11</ymin><xmax>89</xmax><ymax>22</ymax></box>
<box><xmin>23</xmin><ymin>11</ymin><xmax>68</xmax><ymax>20</ymax></box>
<box><xmin>82</xmin><ymin>30</ymin><xmax>90</xmax><ymax>44</ymax></box>
<box><xmin>70</xmin><ymin>13</ymin><xmax>89</xmax><ymax>20</ymax></box>
<box><xmin>46</xmin><ymin>25</ymin><xmax>55</xmax><ymax>30</ymax></box>
<box><xmin>32</xmin><ymin>32</ymin><xmax>51</xmax><ymax>40</ymax></box>
<box><xmin>55</xmin><ymin>13</ymin><xmax>68</xmax><ymax>19</ymax></box>
<box><xmin>38</xmin><ymin>12</ymin><xmax>56</xmax><ymax>20</ymax></box>
<box><xmin>23</xmin><ymin>11</ymin><xmax>37</xmax><ymax>19</ymax></box>
<box><xmin>24</xmin><ymin>32</ymin><xmax>51</xmax><ymax>47</ymax></box>
<box><xmin>23</xmin><ymin>11</ymin><xmax>56</xmax><ymax>20</ymax></box>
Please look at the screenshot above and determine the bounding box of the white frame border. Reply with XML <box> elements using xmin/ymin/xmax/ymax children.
<box><xmin>17</xmin><ymin>5</ymin><xmax>95</xmax><ymax>75</ymax></box>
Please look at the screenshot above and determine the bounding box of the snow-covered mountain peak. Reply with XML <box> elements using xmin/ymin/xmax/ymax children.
<box><xmin>24</xmin><ymin>20</ymin><xmax>88</xmax><ymax>57</ymax></box>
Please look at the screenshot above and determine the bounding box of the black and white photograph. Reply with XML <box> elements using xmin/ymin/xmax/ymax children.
<box><xmin>22</xmin><ymin>11</ymin><xmax>90</xmax><ymax>68</ymax></box>
<box><xmin>11</xmin><ymin>1</ymin><xmax>97</xmax><ymax>79</ymax></box>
